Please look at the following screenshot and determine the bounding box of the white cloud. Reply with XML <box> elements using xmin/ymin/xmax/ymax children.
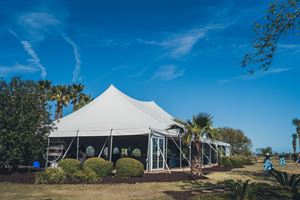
<box><xmin>152</xmin><ymin>65</ymin><xmax>185</xmax><ymax>81</ymax></box>
<box><xmin>62</xmin><ymin>34</ymin><xmax>82</xmax><ymax>82</ymax></box>
<box><xmin>219</xmin><ymin>67</ymin><xmax>292</xmax><ymax>83</ymax></box>
<box><xmin>278</xmin><ymin>44</ymin><xmax>299</xmax><ymax>49</ymax></box>
<box><xmin>138</xmin><ymin>24</ymin><xmax>225</xmax><ymax>58</ymax></box>
<box><xmin>17</xmin><ymin>12</ymin><xmax>61</xmax><ymax>42</ymax></box>
<box><xmin>21</xmin><ymin>40</ymin><xmax>47</xmax><ymax>78</ymax></box>
<box><xmin>112</xmin><ymin>65</ymin><xmax>128</xmax><ymax>71</ymax></box>
<box><xmin>8</xmin><ymin>30</ymin><xmax>47</xmax><ymax>79</ymax></box>
<box><xmin>0</xmin><ymin>64</ymin><xmax>39</xmax><ymax>76</ymax></box>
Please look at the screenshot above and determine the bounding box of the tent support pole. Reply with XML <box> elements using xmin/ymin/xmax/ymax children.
<box><xmin>76</xmin><ymin>130</ymin><xmax>80</xmax><ymax>160</ymax></box>
<box><xmin>45</xmin><ymin>138</ymin><xmax>50</xmax><ymax>168</ymax></box>
<box><xmin>98</xmin><ymin>135</ymin><xmax>110</xmax><ymax>158</ymax></box>
<box><xmin>179</xmin><ymin>133</ymin><xmax>182</xmax><ymax>168</ymax></box>
<box><xmin>209</xmin><ymin>144</ymin><xmax>212</xmax><ymax>166</ymax></box>
<box><xmin>201</xmin><ymin>143</ymin><xmax>203</xmax><ymax>166</ymax></box>
<box><xmin>109</xmin><ymin>129</ymin><xmax>113</xmax><ymax>162</ymax></box>
<box><xmin>165</xmin><ymin>137</ymin><xmax>168</xmax><ymax>169</ymax></box>
<box><xmin>166</xmin><ymin>130</ymin><xmax>191</xmax><ymax>166</ymax></box>
<box><xmin>146</xmin><ymin>129</ymin><xmax>151</xmax><ymax>172</ymax></box>
<box><xmin>189</xmin><ymin>141</ymin><xmax>192</xmax><ymax>168</ymax></box>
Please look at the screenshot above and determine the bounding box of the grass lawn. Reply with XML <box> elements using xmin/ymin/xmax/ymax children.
<box><xmin>1</xmin><ymin>159</ymin><xmax>300</xmax><ymax>200</ymax></box>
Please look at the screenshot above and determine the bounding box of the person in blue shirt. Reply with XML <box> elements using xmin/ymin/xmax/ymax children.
<box><xmin>264</xmin><ymin>153</ymin><xmax>273</xmax><ymax>172</ymax></box>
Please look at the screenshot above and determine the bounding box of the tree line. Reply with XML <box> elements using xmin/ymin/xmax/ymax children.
<box><xmin>38</xmin><ymin>80</ymin><xmax>92</xmax><ymax>120</ymax></box>
<box><xmin>0</xmin><ymin>77</ymin><xmax>92</xmax><ymax>169</ymax></box>
<box><xmin>169</xmin><ymin>113</ymin><xmax>252</xmax><ymax>176</ymax></box>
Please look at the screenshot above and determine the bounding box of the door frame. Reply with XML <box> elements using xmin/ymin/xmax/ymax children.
<box><xmin>150</xmin><ymin>135</ymin><xmax>165</xmax><ymax>171</ymax></box>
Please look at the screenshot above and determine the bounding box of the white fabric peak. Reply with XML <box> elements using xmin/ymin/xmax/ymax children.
<box><xmin>49</xmin><ymin>85</ymin><xmax>177</xmax><ymax>137</ymax></box>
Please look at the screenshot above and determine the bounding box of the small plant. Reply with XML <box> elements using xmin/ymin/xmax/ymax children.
<box><xmin>72</xmin><ymin>168</ymin><xmax>100</xmax><ymax>184</ymax></box>
<box><xmin>83</xmin><ymin>157</ymin><xmax>113</xmax><ymax>177</ymax></box>
<box><xmin>222</xmin><ymin>157</ymin><xmax>234</xmax><ymax>168</ymax></box>
<box><xmin>58</xmin><ymin>158</ymin><xmax>81</xmax><ymax>176</ymax></box>
<box><xmin>271</xmin><ymin>169</ymin><xmax>300</xmax><ymax>193</ymax></box>
<box><xmin>35</xmin><ymin>167</ymin><xmax>66</xmax><ymax>184</ymax></box>
<box><xmin>115</xmin><ymin>157</ymin><xmax>144</xmax><ymax>177</ymax></box>
<box><xmin>226</xmin><ymin>179</ymin><xmax>260</xmax><ymax>200</ymax></box>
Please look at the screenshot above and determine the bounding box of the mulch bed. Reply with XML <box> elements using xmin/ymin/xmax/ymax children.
<box><xmin>101</xmin><ymin>172</ymin><xmax>206</xmax><ymax>184</ymax></box>
<box><xmin>0</xmin><ymin>166</ymin><xmax>231</xmax><ymax>184</ymax></box>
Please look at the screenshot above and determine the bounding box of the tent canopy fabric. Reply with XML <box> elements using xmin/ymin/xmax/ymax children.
<box><xmin>49</xmin><ymin>85</ymin><xmax>178</xmax><ymax>137</ymax></box>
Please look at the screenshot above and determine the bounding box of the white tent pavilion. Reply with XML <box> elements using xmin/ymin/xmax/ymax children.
<box><xmin>48</xmin><ymin>85</ymin><xmax>230</xmax><ymax>171</ymax></box>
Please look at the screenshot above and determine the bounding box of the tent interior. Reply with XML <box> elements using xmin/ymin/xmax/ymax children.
<box><xmin>47</xmin><ymin>85</ymin><xmax>230</xmax><ymax>171</ymax></box>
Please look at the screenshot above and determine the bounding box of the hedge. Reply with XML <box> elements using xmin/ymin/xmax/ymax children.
<box><xmin>115</xmin><ymin>157</ymin><xmax>144</xmax><ymax>177</ymax></box>
<box><xmin>72</xmin><ymin>168</ymin><xmax>100</xmax><ymax>183</ymax></box>
<box><xmin>35</xmin><ymin>167</ymin><xmax>65</xmax><ymax>184</ymax></box>
<box><xmin>83</xmin><ymin>157</ymin><xmax>113</xmax><ymax>177</ymax></box>
<box><xmin>58</xmin><ymin>158</ymin><xmax>81</xmax><ymax>176</ymax></box>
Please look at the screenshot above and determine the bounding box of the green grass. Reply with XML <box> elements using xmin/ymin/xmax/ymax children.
<box><xmin>1</xmin><ymin>158</ymin><xmax>300</xmax><ymax>200</ymax></box>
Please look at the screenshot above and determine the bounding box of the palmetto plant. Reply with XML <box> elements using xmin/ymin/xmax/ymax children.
<box><xmin>69</xmin><ymin>84</ymin><xmax>84</xmax><ymax>111</ymax></box>
<box><xmin>38</xmin><ymin>80</ymin><xmax>52</xmax><ymax>101</ymax></box>
<box><xmin>50</xmin><ymin>85</ymin><xmax>70</xmax><ymax>120</ymax></box>
<box><xmin>168</xmin><ymin>113</ymin><xmax>218</xmax><ymax>176</ymax></box>
<box><xmin>271</xmin><ymin>170</ymin><xmax>300</xmax><ymax>193</ymax></box>
<box><xmin>292</xmin><ymin>118</ymin><xmax>300</xmax><ymax>152</ymax></box>
<box><xmin>227</xmin><ymin>179</ymin><xmax>260</xmax><ymax>200</ymax></box>
<box><xmin>292</xmin><ymin>133</ymin><xmax>298</xmax><ymax>160</ymax></box>
<box><xmin>76</xmin><ymin>93</ymin><xmax>93</xmax><ymax>110</ymax></box>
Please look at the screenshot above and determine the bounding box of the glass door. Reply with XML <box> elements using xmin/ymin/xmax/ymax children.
<box><xmin>151</xmin><ymin>136</ymin><xmax>165</xmax><ymax>170</ymax></box>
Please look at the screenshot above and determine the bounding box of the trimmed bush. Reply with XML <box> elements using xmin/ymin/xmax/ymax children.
<box><xmin>58</xmin><ymin>159</ymin><xmax>81</xmax><ymax>176</ymax></box>
<box><xmin>35</xmin><ymin>167</ymin><xmax>65</xmax><ymax>184</ymax></box>
<box><xmin>115</xmin><ymin>157</ymin><xmax>144</xmax><ymax>177</ymax></box>
<box><xmin>72</xmin><ymin>168</ymin><xmax>100</xmax><ymax>184</ymax></box>
<box><xmin>83</xmin><ymin>157</ymin><xmax>113</xmax><ymax>177</ymax></box>
<box><xmin>222</xmin><ymin>157</ymin><xmax>233</xmax><ymax>168</ymax></box>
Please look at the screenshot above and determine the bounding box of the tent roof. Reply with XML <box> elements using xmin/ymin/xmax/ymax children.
<box><xmin>49</xmin><ymin>85</ymin><xmax>177</xmax><ymax>137</ymax></box>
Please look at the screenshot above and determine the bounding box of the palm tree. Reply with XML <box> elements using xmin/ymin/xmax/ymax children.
<box><xmin>69</xmin><ymin>84</ymin><xmax>84</xmax><ymax>111</ymax></box>
<box><xmin>76</xmin><ymin>93</ymin><xmax>93</xmax><ymax>110</ymax></box>
<box><xmin>292</xmin><ymin>118</ymin><xmax>300</xmax><ymax>152</ymax></box>
<box><xmin>38</xmin><ymin>80</ymin><xmax>52</xmax><ymax>100</ymax></box>
<box><xmin>168</xmin><ymin>113</ymin><xmax>218</xmax><ymax>176</ymax></box>
<box><xmin>292</xmin><ymin>133</ymin><xmax>298</xmax><ymax>161</ymax></box>
<box><xmin>50</xmin><ymin>85</ymin><xmax>70</xmax><ymax>120</ymax></box>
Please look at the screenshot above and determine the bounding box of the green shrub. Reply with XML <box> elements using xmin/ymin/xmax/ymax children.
<box><xmin>35</xmin><ymin>167</ymin><xmax>66</xmax><ymax>184</ymax></box>
<box><xmin>222</xmin><ymin>157</ymin><xmax>233</xmax><ymax>168</ymax></box>
<box><xmin>83</xmin><ymin>157</ymin><xmax>113</xmax><ymax>177</ymax></box>
<box><xmin>115</xmin><ymin>157</ymin><xmax>144</xmax><ymax>177</ymax></box>
<box><xmin>72</xmin><ymin>168</ymin><xmax>101</xmax><ymax>184</ymax></box>
<box><xmin>58</xmin><ymin>158</ymin><xmax>81</xmax><ymax>175</ymax></box>
<box><xmin>226</xmin><ymin>179</ymin><xmax>260</xmax><ymax>200</ymax></box>
<box><xmin>230</xmin><ymin>157</ymin><xmax>244</xmax><ymax>168</ymax></box>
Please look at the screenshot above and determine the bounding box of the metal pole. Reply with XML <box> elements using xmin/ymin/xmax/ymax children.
<box><xmin>45</xmin><ymin>138</ymin><xmax>50</xmax><ymax>168</ymax></box>
<box><xmin>189</xmin><ymin>141</ymin><xmax>192</xmax><ymax>168</ymax></box>
<box><xmin>179</xmin><ymin>133</ymin><xmax>182</xmax><ymax>168</ymax></box>
<box><xmin>209</xmin><ymin>144</ymin><xmax>212</xmax><ymax>166</ymax></box>
<box><xmin>76</xmin><ymin>130</ymin><xmax>80</xmax><ymax>160</ymax></box>
<box><xmin>165</xmin><ymin>137</ymin><xmax>168</xmax><ymax>169</ymax></box>
<box><xmin>109</xmin><ymin>129</ymin><xmax>113</xmax><ymax>162</ymax></box>
<box><xmin>201</xmin><ymin>142</ymin><xmax>203</xmax><ymax>166</ymax></box>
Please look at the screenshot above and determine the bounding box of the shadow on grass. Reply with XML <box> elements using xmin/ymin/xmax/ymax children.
<box><xmin>164</xmin><ymin>179</ymin><xmax>299</xmax><ymax>200</ymax></box>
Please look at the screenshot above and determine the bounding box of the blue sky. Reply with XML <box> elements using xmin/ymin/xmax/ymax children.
<box><xmin>0</xmin><ymin>0</ymin><xmax>299</xmax><ymax>152</ymax></box>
